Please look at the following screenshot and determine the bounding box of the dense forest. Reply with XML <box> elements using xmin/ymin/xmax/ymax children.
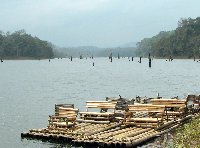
<box><xmin>0</xmin><ymin>30</ymin><xmax>54</xmax><ymax>59</ymax></box>
<box><xmin>135</xmin><ymin>17</ymin><xmax>200</xmax><ymax>58</ymax></box>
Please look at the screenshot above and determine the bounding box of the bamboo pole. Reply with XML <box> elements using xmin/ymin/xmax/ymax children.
<box><xmin>177</xmin><ymin>115</ymin><xmax>192</xmax><ymax>123</ymax></box>
<box><xmin>126</xmin><ymin>128</ymin><xmax>151</xmax><ymax>137</ymax></box>
<box><xmin>113</xmin><ymin>127</ymin><xmax>142</xmax><ymax>138</ymax></box>
<box><xmin>92</xmin><ymin>127</ymin><xmax>121</xmax><ymax>138</ymax></box>
<box><xmin>84</xmin><ymin>122</ymin><xmax>122</xmax><ymax>136</ymax></box>
<box><xmin>155</xmin><ymin>120</ymin><xmax>175</xmax><ymax>130</ymax></box>
<box><xmin>127</xmin><ymin>129</ymin><xmax>155</xmax><ymax>141</ymax></box>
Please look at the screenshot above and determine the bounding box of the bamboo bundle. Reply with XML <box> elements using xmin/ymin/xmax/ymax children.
<box><xmin>126</xmin><ymin>128</ymin><xmax>151</xmax><ymax>137</ymax></box>
<box><xmin>127</xmin><ymin>130</ymin><xmax>157</xmax><ymax>142</ymax></box>
<box><xmin>92</xmin><ymin>127</ymin><xmax>122</xmax><ymax>139</ymax></box>
<box><xmin>113</xmin><ymin>127</ymin><xmax>142</xmax><ymax>139</ymax></box>
<box><xmin>84</xmin><ymin>122</ymin><xmax>122</xmax><ymax>136</ymax></box>
<box><xmin>130</xmin><ymin>131</ymin><xmax>159</xmax><ymax>147</ymax></box>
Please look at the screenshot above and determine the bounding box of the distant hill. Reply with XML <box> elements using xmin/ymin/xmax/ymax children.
<box><xmin>97</xmin><ymin>47</ymin><xmax>136</xmax><ymax>57</ymax></box>
<box><xmin>53</xmin><ymin>45</ymin><xmax>136</xmax><ymax>58</ymax></box>
<box><xmin>52</xmin><ymin>46</ymin><xmax>101</xmax><ymax>57</ymax></box>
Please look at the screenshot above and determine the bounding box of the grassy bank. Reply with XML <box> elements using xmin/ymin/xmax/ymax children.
<box><xmin>174</xmin><ymin>115</ymin><xmax>200</xmax><ymax>148</ymax></box>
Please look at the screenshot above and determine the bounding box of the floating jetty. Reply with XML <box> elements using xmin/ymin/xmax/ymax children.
<box><xmin>21</xmin><ymin>95</ymin><xmax>200</xmax><ymax>147</ymax></box>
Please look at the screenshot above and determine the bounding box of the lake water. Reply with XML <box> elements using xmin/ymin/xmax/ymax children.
<box><xmin>0</xmin><ymin>57</ymin><xmax>200</xmax><ymax>148</ymax></box>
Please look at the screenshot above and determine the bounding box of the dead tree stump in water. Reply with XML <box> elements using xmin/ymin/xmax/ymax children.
<box><xmin>139</xmin><ymin>57</ymin><xmax>142</xmax><ymax>63</ymax></box>
<box><xmin>149</xmin><ymin>53</ymin><xmax>151</xmax><ymax>68</ymax></box>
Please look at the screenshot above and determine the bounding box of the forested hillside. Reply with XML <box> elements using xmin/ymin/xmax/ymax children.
<box><xmin>0</xmin><ymin>30</ymin><xmax>54</xmax><ymax>59</ymax></box>
<box><xmin>136</xmin><ymin>17</ymin><xmax>200</xmax><ymax>58</ymax></box>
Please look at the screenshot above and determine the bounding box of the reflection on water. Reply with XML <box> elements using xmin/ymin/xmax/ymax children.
<box><xmin>0</xmin><ymin>58</ymin><xmax>199</xmax><ymax>148</ymax></box>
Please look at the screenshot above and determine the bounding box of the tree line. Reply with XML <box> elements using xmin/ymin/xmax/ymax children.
<box><xmin>135</xmin><ymin>17</ymin><xmax>200</xmax><ymax>58</ymax></box>
<box><xmin>0</xmin><ymin>30</ymin><xmax>54</xmax><ymax>59</ymax></box>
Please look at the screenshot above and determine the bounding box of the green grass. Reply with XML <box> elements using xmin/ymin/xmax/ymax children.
<box><xmin>174</xmin><ymin>115</ymin><xmax>200</xmax><ymax>148</ymax></box>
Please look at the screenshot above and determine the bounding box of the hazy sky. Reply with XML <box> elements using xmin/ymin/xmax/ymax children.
<box><xmin>0</xmin><ymin>0</ymin><xmax>200</xmax><ymax>47</ymax></box>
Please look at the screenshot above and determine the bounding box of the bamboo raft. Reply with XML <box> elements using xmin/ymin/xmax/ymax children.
<box><xmin>21</xmin><ymin>95</ymin><xmax>200</xmax><ymax>148</ymax></box>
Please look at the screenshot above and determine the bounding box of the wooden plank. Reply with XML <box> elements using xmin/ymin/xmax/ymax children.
<box><xmin>152</xmin><ymin>102</ymin><xmax>185</xmax><ymax>105</ymax></box>
<box><xmin>58</xmin><ymin>111</ymin><xmax>77</xmax><ymax>114</ymax></box>
<box><xmin>81</xmin><ymin>117</ymin><xmax>111</xmax><ymax>120</ymax></box>
<box><xmin>124</xmin><ymin>122</ymin><xmax>159</xmax><ymax>126</ymax></box>
<box><xmin>128</xmin><ymin>109</ymin><xmax>165</xmax><ymax>112</ymax></box>
<box><xmin>86</xmin><ymin>101</ymin><xmax>110</xmax><ymax>103</ymax></box>
<box><xmin>76</xmin><ymin>119</ymin><xmax>110</xmax><ymax>124</ymax></box>
<box><xmin>128</xmin><ymin>104</ymin><xmax>166</xmax><ymax>107</ymax></box>
<box><xmin>151</xmin><ymin>100</ymin><xmax>186</xmax><ymax>107</ymax></box>
<box><xmin>165</xmin><ymin>105</ymin><xmax>186</xmax><ymax>108</ymax></box>
<box><xmin>50</xmin><ymin>115</ymin><xmax>76</xmax><ymax>118</ymax></box>
<box><xmin>52</xmin><ymin>122</ymin><xmax>75</xmax><ymax>127</ymax></box>
<box><xmin>85</xmin><ymin>101</ymin><xmax>117</xmax><ymax>110</ymax></box>
<box><xmin>86</xmin><ymin>103</ymin><xmax>116</xmax><ymax>105</ymax></box>
<box><xmin>86</xmin><ymin>105</ymin><xmax>116</xmax><ymax>108</ymax></box>
<box><xmin>79</xmin><ymin>112</ymin><xmax>114</xmax><ymax>115</ymax></box>
<box><xmin>166</xmin><ymin>111</ymin><xmax>183</xmax><ymax>115</ymax></box>
<box><xmin>127</xmin><ymin>118</ymin><xmax>163</xmax><ymax>122</ymax></box>
<box><xmin>58</xmin><ymin>107</ymin><xmax>79</xmax><ymax>111</ymax></box>
<box><xmin>127</xmin><ymin>104</ymin><xmax>165</xmax><ymax>112</ymax></box>
<box><xmin>86</xmin><ymin>102</ymin><xmax>116</xmax><ymax>105</ymax></box>
<box><xmin>151</xmin><ymin>99</ymin><xmax>186</xmax><ymax>102</ymax></box>
<box><xmin>86</xmin><ymin>101</ymin><xmax>117</xmax><ymax>103</ymax></box>
<box><xmin>128</xmin><ymin>106</ymin><xmax>165</xmax><ymax>108</ymax></box>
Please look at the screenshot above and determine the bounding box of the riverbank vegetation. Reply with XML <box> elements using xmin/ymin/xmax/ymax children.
<box><xmin>174</xmin><ymin>115</ymin><xmax>200</xmax><ymax>148</ymax></box>
<box><xmin>0</xmin><ymin>30</ymin><xmax>54</xmax><ymax>59</ymax></box>
<box><xmin>136</xmin><ymin>17</ymin><xmax>200</xmax><ymax>58</ymax></box>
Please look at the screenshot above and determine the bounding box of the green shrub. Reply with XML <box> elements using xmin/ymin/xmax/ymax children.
<box><xmin>174</xmin><ymin>115</ymin><xmax>200</xmax><ymax>148</ymax></box>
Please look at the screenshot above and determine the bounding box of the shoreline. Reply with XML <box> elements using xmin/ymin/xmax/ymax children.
<box><xmin>1</xmin><ymin>56</ymin><xmax>199</xmax><ymax>60</ymax></box>
<box><xmin>0</xmin><ymin>57</ymin><xmax>52</xmax><ymax>60</ymax></box>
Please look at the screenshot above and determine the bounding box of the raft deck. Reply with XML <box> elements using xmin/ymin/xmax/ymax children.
<box><xmin>21</xmin><ymin>97</ymin><xmax>200</xmax><ymax>147</ymax></box>
<box><xmin>21</xmin><ymin>115</ymin><xmax>195</xmax><ymax>147</ymax></box>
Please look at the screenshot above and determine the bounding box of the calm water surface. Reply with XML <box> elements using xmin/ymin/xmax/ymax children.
<box><xmin>0</xmin><ymin>58</ymin><xmax>200</xmax><ymax>148</ymax></box>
